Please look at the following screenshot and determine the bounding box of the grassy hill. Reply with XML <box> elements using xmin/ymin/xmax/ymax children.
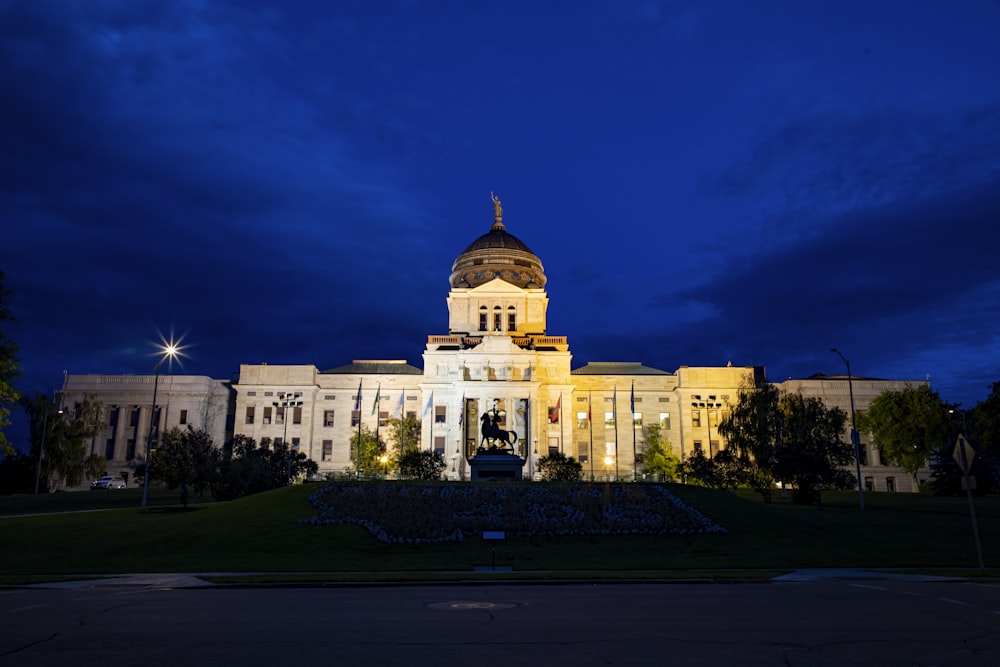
<box><xmin>0</xmin><ymin>482</ymin><xmax>996</xmax><ymax>580</ymax></box>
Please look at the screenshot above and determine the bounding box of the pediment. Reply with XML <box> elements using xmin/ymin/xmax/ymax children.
<box><xmin>468</xmin><ymin>277</ymin><xmax>527</xmax><ymax>295</ymax></box>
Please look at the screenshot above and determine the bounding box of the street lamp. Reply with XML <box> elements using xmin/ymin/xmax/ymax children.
<box><xmin>142</xmin><ymin>343</ymin><xmax>178</xmax><ymax>507</ymax></box>
<box><xmin>831</xmin><ymin>348</ymin><xmax>865</xmax><ymax>510</ymax></box>
<box><xmin>34</xmin><ymin>401</ymin><xmax>62</xmax><ymax>495</ymax></box>
<box><xmin>949</xmin><ymin>408</ymin><xmax>968</xmax><ymax>436</ymax></box>
<box><xmin>274</xmin><ymin>392</ymin><xmax>303</xmax><ymax>483</ymax></box>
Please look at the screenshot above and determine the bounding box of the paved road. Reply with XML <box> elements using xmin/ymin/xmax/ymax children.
<box><xmin>2</xmin><ymin>577</ymin><xmax>998</xmax><ymax>666</ymax></box>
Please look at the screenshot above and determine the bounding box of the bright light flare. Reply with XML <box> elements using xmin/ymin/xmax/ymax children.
<box><xmin>150</xmin><ymin>328</ymin><xmax>191</xmax><ymax>371</ymax></box>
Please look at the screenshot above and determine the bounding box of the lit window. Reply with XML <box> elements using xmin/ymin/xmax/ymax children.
<box><xmin>659</xmin><ymin>412</ymin><xmax>670</xmax><ymax>429</ymax></box>
<box><xmin>245</xmin><ymin>406</ymin><xmax>255</xmax><ymax>425</ymax></box>
<box><xmin>323</xmin><ymin>410</ymin><xmax>335</xmax><ymax>427</ymax></box>
<box><xmin>604</xmin><ymin>412</ymin><xmax>615</xmax><ymax>428</ymax></box>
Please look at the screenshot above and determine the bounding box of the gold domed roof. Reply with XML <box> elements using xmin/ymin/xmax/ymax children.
<box><xmin>449</xmin><ymin>196</ymin><xmax>546</xmax><ymax>289</ymax></box>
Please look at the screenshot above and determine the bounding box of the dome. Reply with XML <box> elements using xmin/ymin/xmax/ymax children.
<box><xmin>449</xmin><ymin>199</ymin><xmax>547</xmax><ymax>289</ymax></box>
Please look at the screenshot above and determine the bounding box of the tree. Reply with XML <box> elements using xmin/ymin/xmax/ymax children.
<box><xmin>398</xmin><ymin>449</ymin><xmax>445</xmax><ymax>480</ymax></box>
<box><xmin>0</xmin><ymin>271</ymin><xmax>21</xmax><ymax>457</ymax></box>
<box><xmin>971</xmin><ymin>381</ymin><xmax>1000</xmax><ymax>452</ymax></box>
<box><xmin>385</xmin><ymin>414</ymin><xmax>422</xmax><ymax>460</ymax></box>
<box><xmin>151</xmin><ymin>426</ymin><xmax>216</xmax><ymax>507</ymax></box>
<box><xmin>211</xmin><ymin>435</ymin><xmax>319</xmax><ymax>500</ymax></box>
<box><xmin>640</xmin><ymin>424</ymin><xmax>679</xmax><ymax>480</ymax></box>
<box><xmin>679</xmin><ymin>450</ymin><xmax>718</xmax><ymax>488</ymax></box>
<box><xmin>717</xmin><ymin>379</ymin><xmax>782</xmax><ymax>500</ymax></box>
<box><xmin>349</xmin><ymin>424</ymin><xmax>385</xmax><ymax>476</ymax></box>
<box><xmin>22</xmin><ymin>392</ymin><xmax>105</xmax><ymax>490</ymax></box>
<box><xmin>537</xmin><ymin>451</ymin><xmax>583</xmax><ymax>481</ymax></box>
<box><xmin>773</xmin><ymin>393</ymin><xmax>855</xmax><ymax>505</ymax></box>
<box><xmin>717</xmin><ymin>381</ymin><xmax>854</xmax><ymax>505</ymax></box>
<box><xmin>857</xmin><ymin>384</ymin><xmax>951</xmax><ymax>486</ymax></box>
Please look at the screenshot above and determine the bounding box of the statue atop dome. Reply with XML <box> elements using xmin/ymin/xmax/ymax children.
<box><xmin>491</xmin><ymin>191</ymin><xmax>503</xmax><ymax>223</ymax></box>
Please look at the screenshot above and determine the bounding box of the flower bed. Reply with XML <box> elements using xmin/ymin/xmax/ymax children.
<box><xmin>302</xmin><ymin>482</ymin><xmax>726</xmax><ymax>544</ymax></box>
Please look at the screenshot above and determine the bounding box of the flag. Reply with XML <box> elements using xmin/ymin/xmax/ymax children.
<box><xmin>353</xmin><ymin>380</ymin><xmax>362</xmax><ymax>411</ymax></box>
<box><xmin>613</xmin><ymin>385</ymin><xmax>617</xmax><ymax>409</ymax></box>
<box><xmin>395</xmin><ymin>391</ymin><xmax>404</xmax><ymax>418</ymax></box>
<box><xmin>588</xmin><ymin>390</ymin><xmax>592</xmax><ymax>423</ymax></box>
<box><xmin>424</xmin><ymin>391</ymin><xmax>433</xmax><ymax>417</ymax></box>
<box><xmin>371</xmin><ymin>385</ymin><xmax>381</xmax><ymax>415</ymax></box>
<box><xmin>458</xmin><ymin>392</ymin><xmax>465</xmax><ymax>425</ymax></box>
<box><xmin>630</xmin><ymin>382</ymin><xmax>635</xmax><ymax>414</ymax></box>
<box><xmin>556</xmin><ymin>393</ymin><xmax>562</xmax><ymax>422</ymax></box>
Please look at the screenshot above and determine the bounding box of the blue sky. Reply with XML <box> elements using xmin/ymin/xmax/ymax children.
<box><xmin>3</xmin><ymin>0</ymin><xmax>1000</xmax><ymax>449</ymax></box>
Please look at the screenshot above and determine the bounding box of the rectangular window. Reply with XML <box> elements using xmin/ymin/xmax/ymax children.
<box><xmin>263</xmin><ymin>406</ymin><xmax>272</xmax><ymax>425</ymax></box>
<box><xmin>293</xmin><ymin>406</ymin><xmax>302</xmax><ymax>425</ymax></box>
<box><xmin>508</xmin><ymin>312</ymin><xmax>516</xmax><ymax>331</ymax></box>
<box><xmin>291</xmin><ymin>437</ymin><xmax>300</xmax><ymax>449</ymax></box>
<box><xmin>405</xmin><ymin>410</ymin><xmax>417</xmax><ymax>420</ymax></box>
<box><xmin>479</xmin><ymin>312</ymin><xmax>488</xmax><ymax>331</ymax></box>
<box><xmin>275</xmin><ymin>407</ymin><xmax>285</xmax><ymax>425</ymax></box>
<box><xmin>322</xmin><ymin>440</ymin><xmax>333</xmax><ymax>461</ymax></box>
<box><xmin>548</xmin><ymin>437</ymin><xmax>559</xmax><ymax>455</ymax></box>
<box><xmin>351</xmin><ymin>410</ymin><xmax>360</xmax><ymax>427</ymax></box>
<box><xmin>659</xmin><ymin>412</ymin><xmax>670</xmax><ymax>429</ymax></box>
<box><xmin>261</xmin><ymin>437</ymin><xmax>272</xmax><ymax>448</ymax></box>
<box><xmin>577</xmin><ymin>412</ymin><xmax>588</xmax><ymax>429</ymax></box>
<box><xmin>693</xmin><ymin>440</ymin><xmax>703</xmax><ymax>454</ymax></box>
<box><xmin>152</xmin><ymin>407</ymin><xmax>162</xmax><ymax>432</ymax></box>
<box><xmin>378</xmin><ymin>410</ymin><xmax>389</xmax><ymax>427</ymax></box>
<box><xmin>548</xmin><ymin>406</ymin><xmax>559</xmax><ymax>423</ymax></box>
<box><xmin>324</xmin><ymin>394</ymin><xmax>336</xmax><ymax>400</ymax></box>
<box><xmin>864</xmin><ymin>476</ymin><xmax>875</xmax><ymax>491</ymax></box>
<box><xmin>633</xmin><ymin>413</ymin><xmax>642</xmax><ymax>429</ymax></box>
<box><xmin>709</xmin><ymin>440</ymin><xmax>720</xmax><ymax>456</ymax></box>
<box><xmin>886</xmin><ymin>477</ymin><xmax>897</xmax><ymax>492</ymax></box>
<box><xmin>434</xmin><ymin>436</ymin><xmax>446</xmax><ymax>458</ymax></box>
<box><xmin>246</xmin><ymin>391</ymin><xmax>257</xmax><ymax>396</ymax></box>
<box><xmin>108</xmin><ymin>407</ymin><xmax>119</xmax><ymax>427</ymax></box>
<box><xmin>179</xmin><ymin>409</ymin><xmax>188</xmax><ymax>425</ymax></box>
<box><xmin>859</xmin><ymin>444</ymin><xmax>869</xmax><ymax>466</ymax></box>
<box><xmin>105</xmin><ymin>439</ymin><xmax>115</xmax><ymax>460</ymax></box>
<box><xmin>435</xmin><ymin>405</ymin><xmax>447</xmax><ymax>424</ymax></box>
<box><xmin>708</xmin><ymin>410</ymin><xmax>719</xmax><ymax>428</ymax></box>
<box><xmin>126</xmin><ymin>439</ymin><xmax>135</xmax><ymax>460</ymax></box>
<box><xmin>323</xmin><ymin>410</ymin><xmax>335</xmax><ymax>427</ymax></box>
<box><xmin>604</xmin><ymin>411</ymin><xmax>615</xmax><ymax>427</ymax></box>
<box><xmin>130</xmin><ymin>408</ymin><xmax>140</xmax><ymax>428</ymax></box>
<box><xmin>691</xmin><ymin>409</ymin><xmax>701</xmax><ymax>428</ymax></box>
<box><xmin>245</xmin><ymin>406</ymin><xmax>255</xmax><ymax>425</ymax></box>
<box><xmin>494</xmin><ymin>312</ymin><xmax>502</xmax><ymax>331</ymax></box>
<box><xmin>274</xmin><ymin>437</ymin><xmax>283</xmax><ymax>447</ymax></box>
<box><xmin>577</xmin><ymin>441</ymin><xmax>589</xmax><ymax>463</ymax></box>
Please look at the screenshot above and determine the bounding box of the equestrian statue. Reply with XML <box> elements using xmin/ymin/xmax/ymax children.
<box><xmin>480</xmin><ymin>410</ymin><xmax>518</xmax><ymax>452</ymax></box>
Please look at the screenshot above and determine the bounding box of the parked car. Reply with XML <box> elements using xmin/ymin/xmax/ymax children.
<box><xmin>90</xmin><ymin>475</ymin><xmax>127</xmax><ymax>490</ymax></box>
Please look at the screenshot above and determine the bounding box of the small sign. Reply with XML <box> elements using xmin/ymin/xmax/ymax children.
<box><xmin>952</xmin><ymin>436</ymin><xmax>976</xmax><ymax>475</ymax></box>
<box><xmin>482</xmin><ymin>531</ymin><xmax>505</xmax><ymax>540</ymax></box>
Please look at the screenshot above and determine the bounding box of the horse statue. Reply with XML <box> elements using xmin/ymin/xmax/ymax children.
<box><xmin>480</xmin><ymin>411</ymin><xmax>518</xmax><ymax>452</ymax></box>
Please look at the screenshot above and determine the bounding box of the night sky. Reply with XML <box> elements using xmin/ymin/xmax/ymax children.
<box><xmin>3</xmin><ymin>1</ymin><xmax>1000</xmax><ymax>451</ymax></box>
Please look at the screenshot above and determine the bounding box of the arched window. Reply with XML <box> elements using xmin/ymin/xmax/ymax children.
<box><xmin>479</xmin><ymin>306</ymin><xmax>488</xmax><ymax>332</ymax></box>
<box><xmin>493</xmin><ymin>306</ymin><xmax>502</xmax><ymax>332</ymax></box>
<box><xmin>507</xmin><ymin>306</ymin><xmax>516</xmax><ymax>332</ymax></box>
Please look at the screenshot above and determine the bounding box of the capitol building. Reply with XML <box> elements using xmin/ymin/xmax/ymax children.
<box><xmin>61</xmin><ymin>199</ymin><xmax>927</xmax><ymax>491</ymax></box>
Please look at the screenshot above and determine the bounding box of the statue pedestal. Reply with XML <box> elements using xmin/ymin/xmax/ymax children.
<box><xmin>469</xmin><ymin>453</ymin><xmax>526</xmax><ymax>481</ymax></box>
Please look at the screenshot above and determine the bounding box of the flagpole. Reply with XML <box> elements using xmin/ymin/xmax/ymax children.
<box><xmin>613</xmin><ymin>386</ymin><xmax>620</xmax><ymax>481</ymax></box>
<box><xmin>374</xmin><ymin>383</ymin><xmax>381</xmax><ymax>468</ymax></box>
<box><xmin>558</xmin><ymin>392</ymin><xmax>563</xmax><ymax>455</ymax></box>
<box><xmin>588</xmin><ymin>389</ymin><xmax>594</xmax><ymax>481</ymax></box>
<box><xmin>631</xmin><ymin>382</ymin><xmax>637</xmax><ymax>481</ymax></box>
<box><xmin>355</xmin><ymin>379</ymin><xmax>362</xmax><ymax>476</ymax></box>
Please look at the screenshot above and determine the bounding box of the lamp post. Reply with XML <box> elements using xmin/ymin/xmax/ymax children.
<box><xmin>274</xmin><ymin>392</ymin><xmax>303</xmax><ymax>483</ymax></box>
<box><xmin>949</xmin><ymin>408</ymin><xmax>968</xmax><ymax>436</ymax></box>
<box><xmin>142</xmin><ymin>344</ymin><xmax>178</xmax><ymax>508</ymax></box>
<box><xmin>34</xmin><ymin>401</ymin><xmax>62</xmax><ymax>495</ymax></box>
<box><xmin>831</xmin><ymin>348</ymin><xmax>865</xmax><ymax>510</ymax></box>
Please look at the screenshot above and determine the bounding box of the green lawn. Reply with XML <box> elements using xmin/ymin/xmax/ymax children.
<box><xmin>0</xmin><ymin>483</ymin><xmax>996</xmax><ymax>581</ymax></box>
